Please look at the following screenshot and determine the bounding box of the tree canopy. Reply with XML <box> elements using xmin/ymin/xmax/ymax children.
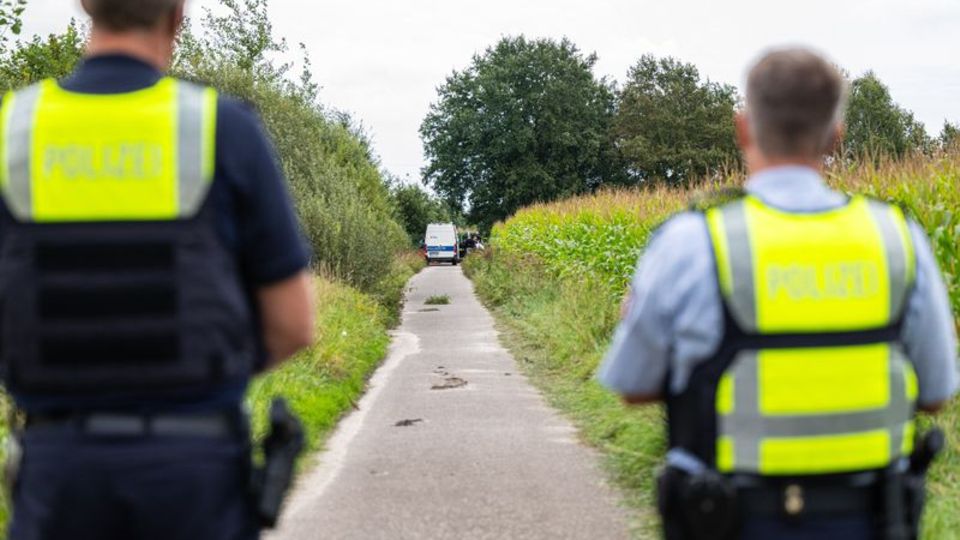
<box><xmin>390</xmin><ymin>182</ymin><xmax>453</xmax><ymax>245</ymax></box>
<box><xmin>844</xmin><ymin>72</ymin><xmax>931</xmax><ymax>158</ymax></box>
<box><xmin>0</xmin><ymin>19</ymin><xmax>83</xmax><ymax>91</ymax></box>
<box><xmin>420</xmin><ymin>36</ymin><xmax>617</xmax><ymax>231</ymax></box>
<box><xmin>0</xmin><ymin>0</ymin><xmax>26</xmax><ymax>48</ymax></box>
<box><xmin>613</xmin><ymin>55</ymin><xmax>739</xmax><ymax>184</ymax></box>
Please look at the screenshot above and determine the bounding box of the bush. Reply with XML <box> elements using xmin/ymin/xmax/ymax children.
<box><xmin>176</xmin><ymin>0</ymin><xmax>408</xmax><ymax>292</ymax></box>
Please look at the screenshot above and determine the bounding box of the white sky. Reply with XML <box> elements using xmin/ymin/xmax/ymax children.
<box><xmin>18</xmin><ymin>0</ymin><xmax>960</xmax><ymax>182</ymax></box>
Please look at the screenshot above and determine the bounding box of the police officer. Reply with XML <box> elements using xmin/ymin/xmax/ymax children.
<box><xmin>2</xmin><ymin>1</ymin><xmax>316</xmax><ymax>538</ymax></box>
<box><xmin>599</xmin><ymin>48</ymin><xmax>958</xmax><ymax>539</ymax></box>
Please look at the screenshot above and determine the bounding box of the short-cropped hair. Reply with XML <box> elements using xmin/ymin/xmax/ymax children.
<box><xmin>746</xmin><ymin>48</ymin><xmax>847</xmax><ymax>159</ymax></box>
<box><xmin>83</xmin><ymin>0</ymin><xmax>182</xmax><ymax>31</ymax></box>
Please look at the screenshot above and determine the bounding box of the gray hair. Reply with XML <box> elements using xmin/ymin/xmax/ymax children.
<box><xmin>83</xmin><ymin>0</ymin><xmax>182</xmax><ymax>31</ymax></box>
<box><xmin>746</xmin><ymin>48</ymin><xmax>848</xmax><ymax>159</ymax></box>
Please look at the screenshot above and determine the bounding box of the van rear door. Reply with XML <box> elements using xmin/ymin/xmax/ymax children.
<box><xmin>425</xmin><ymin>225</ymin><xmax>457</xmax><ymax>260</ymax></box>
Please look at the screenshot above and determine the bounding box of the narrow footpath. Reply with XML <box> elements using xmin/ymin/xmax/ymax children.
<box><xmin>270</xmin><ymin>265</ymin><xmax>629</xmax><ymax>540</ymax></box>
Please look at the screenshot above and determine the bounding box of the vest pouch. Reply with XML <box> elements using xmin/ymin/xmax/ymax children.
<box><xmin>1</xmin><ymin>217</ymin><xmax>256</xmax><ymax>396</ymax></box>
<box><xmin>0</xmin><ymin>228</ymin><xmax>41</xmax><ymax>387</ymax></box>
<box><xmin>175</xmin><ymin>220</ymin><xmax>256</xmax><ymax>383</ymax></box>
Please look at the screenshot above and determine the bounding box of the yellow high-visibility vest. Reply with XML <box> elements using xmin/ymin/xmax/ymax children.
<box><xmin>1</xmin><ymin>77</ymin><xmax>217</xmax><ymax>223</ymax></box>
<box><xmin>0</xmin><ymin>78</ymin><xmax>259</xmax><ymax>396</ymax></box>
<box><xmin>704</xmin><ymin>194</ymin><xmax>918</xmax><ymax>476</ymax></box>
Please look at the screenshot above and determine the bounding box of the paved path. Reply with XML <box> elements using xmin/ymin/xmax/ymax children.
<box><xmin>270</xmin><ymin>265</ymin><xmax>629</xmax><ymax>540</ymax></box>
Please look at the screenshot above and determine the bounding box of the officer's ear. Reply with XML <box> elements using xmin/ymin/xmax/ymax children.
<box><xmin>825</xmin><ymin>123</ymin><xmax>845</xmax><ymax>156</ymax></box>
<box><xmin>735</xmin><ymin>112</ymin><xmax>752</xmax><ymax>153</ymax></box>
<box><xmin>165</xmin><ymin>1</ymin><xmax>186</xmax><ymax>38</ymax></box>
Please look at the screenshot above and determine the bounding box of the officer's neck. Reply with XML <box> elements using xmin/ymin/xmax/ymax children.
<box><xmin>85</xmin><ymin>28</ymin><xmax>173</xmax><ymax>72</ymax></box>
<box><xmin>747</xmin><ymin>153</ymin><xmax>824</xmax><ymax>176</ymax></box>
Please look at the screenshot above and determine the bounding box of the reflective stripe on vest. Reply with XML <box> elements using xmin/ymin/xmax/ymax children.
<box><xmin>0</xmin><ymin>77</ymin><xmax>217</xmax><ymax>222</ymax></box>
<box><xmin>706</xmin><ymin>195</ymin><xmax>918</xmax><ymax>476</ymax></box>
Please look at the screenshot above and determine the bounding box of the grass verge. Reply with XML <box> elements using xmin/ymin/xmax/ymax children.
<box><xmin>464</xmin><ymin>253</ymin><xmax>662</xmax><ymax>537</ymax></box>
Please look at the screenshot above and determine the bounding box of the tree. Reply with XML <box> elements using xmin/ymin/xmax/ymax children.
<box><xmin>0</xmin><ymin>0</ymin><xmax>27</xmax><ymax>49</ymax></box>
<box><xmin>390</xmin><ymin>182</ymin><xmax>452</xmax><ymax>245</ymax></box>
<box><xmin>420</xmin><ymin>36</ymin><xmax>617</xmax><ymax>231</ymax></box>
<box><xmin>0</xmin><ymin>20</ymin><xmax>84</xmax><ymax>92</ymax></box>
<box><xmin>613</xmin><ymin>55</ymin><xmax>739</xmax><ymax>185</ymax></box>
<box><xmin>844</xmin><ymin>72</ymin><xmax>931</xmax><ymax>158</ymax></box>
<box><xmin>940</xmin><ymin>121</ymin><xmax>960</xmax><ymax>151</ymax></box>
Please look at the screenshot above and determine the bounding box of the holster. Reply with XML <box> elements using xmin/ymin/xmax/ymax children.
<box><xmin>901</xmin><ymin>472</ymin><xmax>926</xmax><ymax>540</ymax></box>
<box><xmin>657</xmin><ymin>466</ymin><xmax>739</xmax><ymax>540</ymax></box>
<box><xmin>657</xmin><ymin>429</ymin><xmax>946</xmax><ymax>540</ymax></box>
<box><xmin>251</xmin><ymin>398</ymin><xmax>305</xmax><ymax>529</ymax></box>
<box><xmin>894</xmin><ymin>428</ymin><xmax>945</xmax><ymax>540</ymax></box>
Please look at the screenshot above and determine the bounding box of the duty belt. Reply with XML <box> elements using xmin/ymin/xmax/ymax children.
<box><xmin>26</xmin><ymin>410</ymin><xmax>241</xmax><ymax>439</ymax></box>
<box><xmin>738</xmin><ymin>483</ymin><xmax>877</xmax><ymax>517</ymax></box>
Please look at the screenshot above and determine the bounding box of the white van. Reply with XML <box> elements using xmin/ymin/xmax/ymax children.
<box><xmin>424</xmin><ymin>223</ymin><xmax>460</xmax><ymax>265</ymax></box>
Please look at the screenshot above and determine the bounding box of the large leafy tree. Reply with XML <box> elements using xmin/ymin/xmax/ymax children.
<box><xmin>390</xmin><ymin>182</ymin><xmax>453</xmax><ymax>245</ymax></box>
<box><xmin>844</xmin><ymin>72</ymin><xmax>931</xmax><ymax>158</ymax></box>
<box><xmin>613</xmin><ymin>55</ymin><xmax>739</xmax><ymax>185</ymax></box>
<box><xmin>420</xmin><ymin>36</ymin><xmax>617</xmax><ymax>230</ymax></box>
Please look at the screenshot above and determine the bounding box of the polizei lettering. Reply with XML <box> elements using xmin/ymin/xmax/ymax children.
<box><xmin>766</xmin><ymin>262</ymin><xmax>881</xmax><ymax>301</ymax></box>
<box><xmin>43</xmin><ymin>143</ymin><xmax>165</xmax><ymax>180</ymax></box>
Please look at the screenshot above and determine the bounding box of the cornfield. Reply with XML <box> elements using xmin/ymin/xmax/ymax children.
<box><xmin>492</xmin><ymin>153</ymin><xmax>960</xmax><ymax>316</ymax></box>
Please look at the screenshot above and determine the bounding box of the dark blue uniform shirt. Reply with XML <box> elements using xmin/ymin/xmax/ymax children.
<box><xmin>3</xmin><ymin>55</ymin><xmax>311</xmax><ymax>413</ymax></box>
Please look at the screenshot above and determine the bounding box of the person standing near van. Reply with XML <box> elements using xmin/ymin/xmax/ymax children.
<box><xmin>2</xmin><ymin>1</ymin><xmax>315</xmax><ymax>538</ymax></box>
<box><xmin>599</xmin><ymin>48</ymin><xmax>958</xmax><ymax>539</ymax></box>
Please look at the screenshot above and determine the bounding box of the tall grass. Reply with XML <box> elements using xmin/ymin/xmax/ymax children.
<box><xmin>467</xmin><ymin>152</ymin><xmax>960</xmax><ymax>538</ymax></box>
<box><xmin>246</xmin><ymin>263</ymin><xmax>421</xmax><ymax>448</ymax></box>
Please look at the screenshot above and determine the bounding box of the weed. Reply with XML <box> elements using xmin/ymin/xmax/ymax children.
<box><xmin>425</xmin><ymin>295</ymin><xmax>451</xmax><ymax>306</ymax></box>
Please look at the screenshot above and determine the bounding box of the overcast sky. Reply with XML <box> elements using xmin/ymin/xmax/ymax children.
<box><xmin>18</xmin><ymin>0</ymin><xmax>960</xmax><ymax>181</ymax></box>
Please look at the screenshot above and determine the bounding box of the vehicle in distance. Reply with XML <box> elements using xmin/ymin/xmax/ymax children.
<box><xmin>424</xmin><ymin>223</ymin><xmax>460</xmax><ymax>265</ymax></box>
